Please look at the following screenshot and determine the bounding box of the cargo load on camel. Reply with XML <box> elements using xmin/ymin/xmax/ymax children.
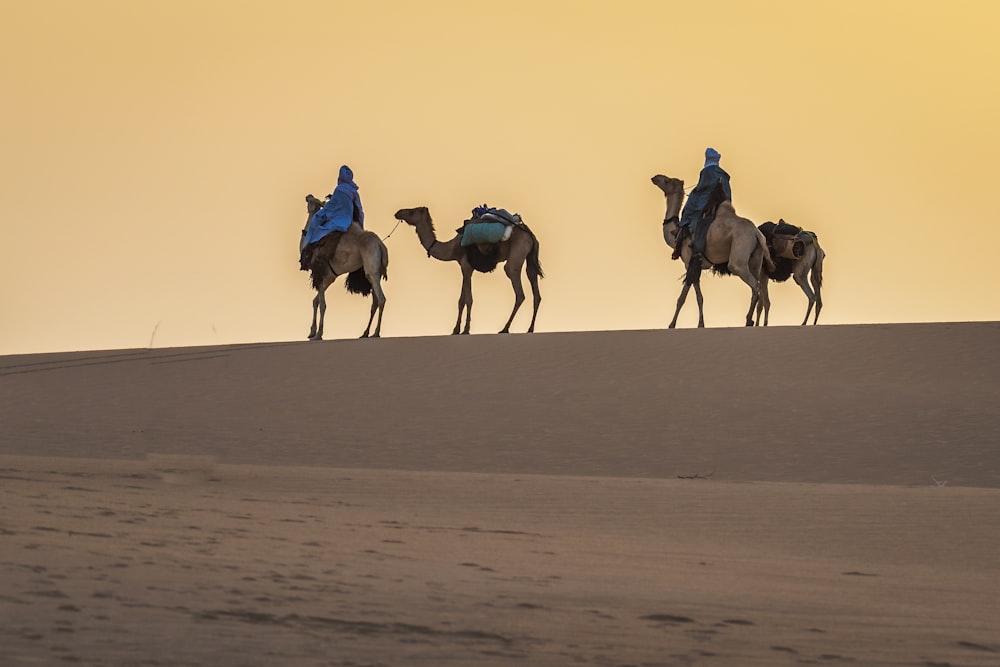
<box><xmin>759</xmin><ymin>220</ymin><xmax>817</xmax><ymax>260</ymax></box>
<box><xmin>460</xmin><ymin>204</ymin><xmax>521</xmax><ymax>247</ymax></box>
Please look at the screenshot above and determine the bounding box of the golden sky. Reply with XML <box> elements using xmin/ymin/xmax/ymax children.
<box><xmin>2</xmin><ymin>1</ymin><xmax>998</xmax><ymax>354</ymax></box>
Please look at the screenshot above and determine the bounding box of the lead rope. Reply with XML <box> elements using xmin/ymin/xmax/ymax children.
<box><xmin>381</xmin><ymin>218</ymin><xmax>403</xmax><ymax>241</ymax></box>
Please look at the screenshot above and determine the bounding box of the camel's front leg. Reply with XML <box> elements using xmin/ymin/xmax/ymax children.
<box><xmin>669</xmin><ymin>282</ymin><xmax>692</xmax><ymax>329</ymax></box>
<box><xmin>499</xmin><ymin>261</ymin><xmax>526</xmax><ymax>334</ymax></box>
<box><xmin>694</xmin><ymin>282</ymin><xmax>705</xmax><ymax>328</ymax></box>
<box><xmin>309</xmin><ymin>291</ymin><xmax>327</xmax><ymax>341</ymax></box>
<box><xmin>454</xmin><ymin>265</ymin><xmax>474</xmax><ymax>335</ymax></box>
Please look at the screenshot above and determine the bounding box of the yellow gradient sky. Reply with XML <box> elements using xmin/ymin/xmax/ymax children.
<box><xmin>2</xmin><ymin>1</ymin><xmax>998</xmax><ymax>354</ymax></box>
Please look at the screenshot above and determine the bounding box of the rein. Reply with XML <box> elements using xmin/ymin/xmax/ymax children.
<box><xmin>381</xmin><ymin>218</ymin><xmax>403</xmax><ymax>241</ymax></box>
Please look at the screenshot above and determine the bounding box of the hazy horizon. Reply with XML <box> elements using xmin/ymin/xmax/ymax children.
<box><xmin>3</xmin><ymin>1</ymin><xmax>999</xmax><ymax>355</ymax></box>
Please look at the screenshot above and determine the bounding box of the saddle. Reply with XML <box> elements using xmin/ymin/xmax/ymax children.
<box><xmin>674</xmin><ymin>181</ymin><xmax>728</xmax><ymax>259</ymax></box>
<box><xmin>299</xmin><ymin>230</ymin><xmax>344</xmax><ymax>271</ymax></box>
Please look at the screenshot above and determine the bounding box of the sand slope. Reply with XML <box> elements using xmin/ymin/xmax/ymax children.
<box><xmin>1</xmin><ymin>323</ymin><xmax>999</xmax><ymax>665</ymax></box>
<box><xmin>2</xmin><ymin>322</ymin><xmax>999</xmax><ymax>486</ymax></box>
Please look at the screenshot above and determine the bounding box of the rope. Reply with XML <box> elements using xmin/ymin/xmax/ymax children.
<box><xmin>381</xmin><ymin>218</ymin><xmax>403</xmax><ymax>241</ymax></box>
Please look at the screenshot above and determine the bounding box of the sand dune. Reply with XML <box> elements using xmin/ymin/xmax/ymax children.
<box><xmin>2</xmin><ymin>322</ymin><xmax>999</xmax><ymax>486</ymax></box>
<box><xmin>1</xmin><ymin>323</ymin><xmax>999</xmax><ymax>665</ymax></box>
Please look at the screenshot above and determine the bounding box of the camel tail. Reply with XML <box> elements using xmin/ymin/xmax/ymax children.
<box><xmin>379</xmin><ymin>239</ymin><xmax>389</xmax><ymax>281</ymax></box>
<box><xmin>519</xmin><ymin>222</ymin><xmax>543</xmax><ymax>280</ymax></box>
<box><xmin>527</xmin><ymin>236</ymin><xmax>544</xmax><ymax>280</ymax></box>
<box><xmin>813</xmin><ymin>249</ymin><xmax>824</xmax><ymax>289</ymax></box>
<box><xmin>756</xmin><ymin>228</ymin><xmax>776</xmax><ymax>272</ymax></box>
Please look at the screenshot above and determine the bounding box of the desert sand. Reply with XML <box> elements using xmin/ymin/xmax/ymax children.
<box><xmin>1</xmin><ymin>322</ymin><xmax>999</xmax><ymax>665</ymax></box>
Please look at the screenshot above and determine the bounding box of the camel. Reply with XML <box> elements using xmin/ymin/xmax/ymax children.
<box><xmin>651</xmin><ymin>174</ymin><xmax>774</xmax><ymax>328</ymax></box>
<box><xmin>755</xmin><ymin>221</ymin><xmax>825</xmax><ymax>326</ymax></box>
<box><xmin>301</xmin><ymin>194</ymin><xmax>388</xmax><ymax>340</ymax></box>
<box><xmin>393</xmin><ymin>206</ymin><xmax>543</xmax><ymax>334</ymax></box>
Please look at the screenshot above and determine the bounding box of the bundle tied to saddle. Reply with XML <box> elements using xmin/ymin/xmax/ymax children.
<box><xmin>759</xmin><ymin>220</ymin><xmax>817</xmax><ymax>260</ymax></box>
<box><xmin>460</xmin><ymin>205</ymin><xmax>521</xmax><ymax>247</ymax></box>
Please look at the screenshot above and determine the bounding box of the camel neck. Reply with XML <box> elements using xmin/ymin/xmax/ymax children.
<box><xmin>415</xmin><ymin>221</ymin><xmax>460</xmax><ymax>261</ymax></box>
<box><xmin>664</xmin><ymin>191</ymin><xmax>683</xmax><ymax>225</ymax></box>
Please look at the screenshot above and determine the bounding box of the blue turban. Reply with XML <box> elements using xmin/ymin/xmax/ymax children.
<box><xmin>704</xmin><ymin>147</ymin><xmax>721</xmax><ymax>167</ymax></box>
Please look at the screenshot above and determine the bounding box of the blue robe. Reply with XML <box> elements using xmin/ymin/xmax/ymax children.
<box><xmin>302</xmin><ymin>165</ymin><xmax>365</xmax><ymax>248</ymax></box>
<box><xmin>680</xmin><ymin>164</ymin><xmax>732</xmax><ymax>229</ymax></box>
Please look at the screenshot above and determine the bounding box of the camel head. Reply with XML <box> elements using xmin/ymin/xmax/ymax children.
<box><xmin>651</xmin><ymin>174</ymin><xmax>684</xmax><ymax>198</ymax></box>
<box><xmin>394</xmin><ymin>206</ymin><xmax>432</xmax><ymax>229</ymax></box>
<box><xmin>302</xmin><ymin>194</ymin><xmax>325</xmax><ymax>239</ymax></box>
<box><xmin>305</xmin><ymin>194</ymin><xmax>324</xmax><ymax>216</ymax></box>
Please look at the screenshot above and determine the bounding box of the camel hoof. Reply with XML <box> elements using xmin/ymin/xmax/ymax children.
<box><xmin>309</xmin><ymin>335</ymin><xmax>323</xmax><ymax>341</ymax></box>
<box><xmin>498</xmin><ymin>330</ymin><xmax>509</xmax><ymax>335</ymax></box>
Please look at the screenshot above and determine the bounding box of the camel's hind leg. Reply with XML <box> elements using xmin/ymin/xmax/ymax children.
<box><xmin>360</xmin><ymin>284</ymin><xmax>386</xmax><ymax>338</ymax></box>
<box><xmin>755</xmin><ymin>274</ymin><xmax>771</xmax><ymax>326</ymax></box>
<box><xmin>730</xmin><ymin>250</ymin><xmax>762</xmax><ymax>327</ymax></box>
<box><xmin>526</xmin><ymin>270</ymin><xmax>542</xmax><ymax>333</ymax></box>
<box><xmin>360</xmin><ymin>248</ymin><xmax>387</xmax><ymax>339</ymax></box>
<box><xmin>793</xmin><ymin>265</ymin><xmax>817</xmax><ymax>326</ymax></box>
<box><xmin>499</xmin><ymin>260</ymin><xmax>527</xmax><ymax>334</ymax></box>
<box><xmin>810</xmin><ymin>250</ymin><xmax>825</xmax><ymax>324</ymax></box>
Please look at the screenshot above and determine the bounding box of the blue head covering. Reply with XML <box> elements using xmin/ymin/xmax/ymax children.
<box><xmin>338</xmin><ymin>164</ymin><xmax>356</xmax><ymax>187</ymax></box>
<box><xmin>704</xmin><ymin>147</ymin><xmax>721</xmax><ymax>167</ymax></box>
<box><xmin>330</xmin><ymin>165</ymin><xmax>359</xmax><ymax>199</ymax></box>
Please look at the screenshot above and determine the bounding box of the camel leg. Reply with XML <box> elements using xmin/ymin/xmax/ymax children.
<box><xmin>308</xmin><ymin>292</ymin><xmax>321</xmax><ymax>340</ymax></box>
<box><xmin>755</xmin><ymin>275</ymin><xmax>771</xmax><ymax>326</ymax></box>
<box><xmin>453</xmin><ymin>265</ymin><xmax>473</xmax><ymax>335</ymax></box>
<box><xmin>359</xmin><ymin>247</ymin><xmax>387</xmax><ymax>339</ymax></box>
<box><xmin>526</xmin><ymin>271</ymin><xmax>542</xmax><ymax>333</ymax></box>
<box><xmin>793</xmin><ymin>267</ymin><xmax>816</xmax><ymax>326</ymax></box>
<box><xmin>362</xmin><ymin>280</ymin><xmax>387</xmax><ymax>338</ymax></box>
<box><xmin>669</xmin><ymin>283</ymin><xmax>692</xmax><ymax>329</ymax></box>
<box><xmin>694</xmin><ymin>282</ymin><xmax>705</xmax><ymax>328</ymax></box>
<box><xmin>729</xmin><ymin>260</ymin><xmax>760</xmax><ymax>327</ymax></box>
<box><xmin>499</xmin><ymin>261</ymin><xmax>526</xmax><ymax>334</ymax></box>
<box><xmin>310</xmin><ymin>290</ymin><xmax>327</xmax><ymax>341</ymax></box>
<box><xmin>456</xmin><ymin>265</ymin><xmax>473</xmax><ymax>335</ymax></box>
<box><xmin>810</xmin><ymin>256</ymin><xmax>824</xmax><ymax>325</ymax></box>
